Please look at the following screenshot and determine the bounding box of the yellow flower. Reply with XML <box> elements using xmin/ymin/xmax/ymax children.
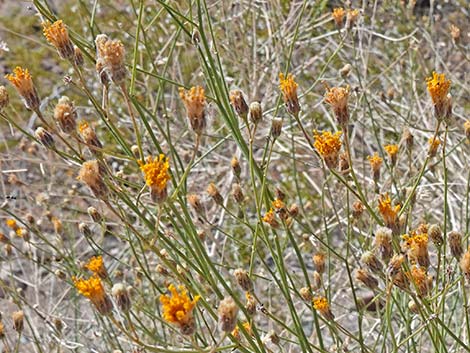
<box><xmin>426</xmin><ymin>72</ymin><xmax>451</xmax><ymax>120</ymax></box>
<box><xmin>402</xmin><ymin>233</ymin><xmax>429</xmax><ymax>268</ymax></box>
<box><xmin>6</xmin><ymin>219</ymin><xmax>18</xmax><ymax>230</ymax></box>
<box><xmin>85</xmin><ymin>255</ymin><xmax>108</xmax><ymax>279</ymax></box>
<box><xmin>346</xmin><ymin>9</ymin><xmax>360</xmax><ymax>27</ymax></box>
<box><xmin>179</xmin><ymin>86</ymin><xmax>206</xmax><ymax>135</ymax></box>
<box><xmin>263</xmin><ymin>208</ymin><xmax>279</xmax><ymax>228</ymax></box>
<box><xmin>272</xmin><ymin>198</ymin><xmax>285</xmax><ymax>210</ymax></box>
<box><xmin>313</xmin><ymin>130</ymin><xmax>342</xmax><ymax>169</ymax></box>
<box><xmin>313</xmin><ymin>296</ymin><xmax>334</xmax><ymax>320</ymax></box>
<box><xmin>5</xmin><ymin>66</ymin><xmax>40</xmax><ymax>110</ymax></box>
<box><xmin>42</xmin><ymin>20</ymin><xmax>74</xmax><ymax>60</ymax></box>
<box><xmin>160</xmin><ymin>284</ymin><xmax>199</xmax><ymax>335</ymax></box>
<box><xmin>367</xmin><ymin>152</ymin><xmax>383</xmax><ymax>181</ymax></box>
<box><xmin>384</xmin><ymin>144</ymin><xmax>399</xmax><ymax>166</ymax></box>
<box><xmin>279</xmin><ymin>73</ymin><xmax>300</xmax><ymax>115</ymax></box>
<box><xmin>332</xmin><ymin>8</ymin><xmax>345</xmax><ymax>27</ymax></box>
<box><xmin>324</xmin><ymin>86</ymin><xmax>350</xmax><ymax>125</ymax></box>
<box><xmin>232</xmin><ymin>322</ymin><xmax>252</xmax><ymax>340</ymax></box>
<box><xmin>139</xmin><ymin>154</ymin><xmax>171</xmax><ymax>202</ymax></box>
<box><xmin>426</xmin><ymin>72</ymin><xmax>451</xmax><ymax>106</ymax></box>
<box><xmin>378</xmin><ymin>193</ymin><xmax>400</xmax><ymax>229</ymax></box>
<box><xmin>73</xmin><ymin>275</ymin><xmax>113</xmax><ymax>315</ymax></box>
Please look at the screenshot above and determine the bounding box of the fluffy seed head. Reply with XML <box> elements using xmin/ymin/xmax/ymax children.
<box><xmin>54</xmin><ymin>96</ymin><xmax>77</xmax><ymax>134</ymax></box>
<box><xmin>218</xmin><ymin>297</ymin><xmax>239</xmax><ymax>332</ymax></box>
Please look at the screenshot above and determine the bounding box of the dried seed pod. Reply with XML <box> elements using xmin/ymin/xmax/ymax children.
<box><xmin>361</xmin><ymin>251</ymin><xmax>383</xmax><ymax>273</ymax></box>
<box><xmin>207</xmin><ymin>183</ymin><xmax>223</xmax><ymax>205</ymax></box>
<box><xmin>448</xmin><ymin>231</ymin><xmax>463</xmax><ymax>260</ymax></box>
<box><xmin>299</xmin><ymin>287</ymin><xmax>313</xmax><ymax>302</ymax></box>
<box><xmin>12</xmin><ymin>311</ymin><xmax>24</xmax><ymax>332</ymax></box>
<box><xmin>232</xmin><ymin>183</ymin><xmax>244</xmax><ymax>204</ymax></box>
<box><xmin>270</xmin><ymin>118</ymin><xmax>283</xmax><ymax>139</ymax></box>
<box><xmin>35</xmin><ymin>127</ymin><xmax>55</xmax><ymax>149</ymax></box>
<box><xmin>54</xmin><ymin>96</ymin><xmax>77</xmax><ymax>134</ymax></box>
<box><xmin>218</xmin><ymin>297</ymin><xmax>239</xmax><ymax>332</ymax></box>
<box><xmin>112</xmin><ymin>283</ymin><xmax>132</xmax><ymax>312</ymax></box>
<box><xmin>249</xmin><ymin>101</ymin><xmax>262</xmax><ymax>124</ymax></box>
<box><xmin>231</xmin><ymin>156</ymin><xmax>241</xmax><ymax>178</ymax></box>
<box><xmin>229</xmin><ymin>90</ymin><xmax>249</xmax><ymax>119</ymax></box>
<box><xmin>355</xmin><ymin>268</ymin><xmax>379</xmax><ymax>290</ymax></box>
<box><xmin>233</xmin><ymin>268</ymin><xmax>253</xmax><ymax>292</ymax></box>
<box><xmin>428</xmin><ymin>224</ymin><xmax>443</xmax><ymax>247</ymax></box>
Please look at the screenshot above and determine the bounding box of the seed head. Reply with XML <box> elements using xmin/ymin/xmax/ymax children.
<box><xmin>179</xmin><ymin>86</ymin><xmax>206</xmax><ymax>135</ymax></box>
<box><xmin>207</xmin><ymin>182</ymin><xmax>223</xmax><ymax>205</ymax></box>
<box><xmin>229</xmin><ymin>90</ymin><xmax>249</xmax><ymax>119</ymax></box>
<box><xmin>218</xmin><ymin>297</ymin><xmax>239</xmax><ymax>332</ymax></box>
<box><xmin>233</xmin><ymin>268</ymin><xmax>253</xmax><ymax>292</ymax></box>
<box><xmin>95</xmin><ymin>35</ymin><xmax>127</xmax><ymax>84</ymax></box>
<box><xmin>324</xmin><ymin>85</ymin><xmax>350</xmax><ymax>126</ymax></box>
<box><xmin>35</xmin><ymin>127</ymin><xmax>55</xmax><ymax>149</ymax></box>
<box><xmin>270</xmin><ymin>118</ymin><xmax>283</xmax><ymax>139</ymax></box>
<box><xmin>231</xmin><ymin>156</ymin><xmax>241</xmax><ymax>178</ymax></box>
<box><xmin>79</xmin><ymin>121</ymin><xmax>102</xmax><ymax>154</ymax></box>
<box><xmin>12</xmin><ymin>311</ymin><xmax>24</xmax><ymax>332</ymax></box>
<box><xmin>112</xmin><ymin>283</ymin><xmax>132</xmax><ymax>312</ymax></box>
<box><xmin>0</xmin><ymin>85</ymin><xmax>9</xmax><ymax>111</ymax></box>
<box><xmin>249</xmin><ymin>101</ymin><xmax>263</xmax><ymax>124</ymax></box>
<box><xmin>428</xmin><ymin>224</ymin><xmax>443</xmax><ymax>247</ymax></box>
<box><xmin>361</xmin><ymin>251</ymin><xmax>383</xmax><ymax>273</ymax></box>
<box><xmin>312</xmin><ymin>252</ymin><xmax>326</xmax><ymax>274</ymax></box>
<box><xmin>460</xmin><ymin>248</ymin><xmax>470</xmax><ymax>282</ymax></box>
<box><xmin>448</xmin><ymin>231</ymin><xmax>463</xmax><ymax>260</ymax></box>
<box><xmin>355</xmin><ymin>269</ymin><xmax>379</xmax><ymax>290</ymax></box>
<box><xmin>54</xmin><ymin>96</ymin><xmax>77</xmax><ymax>134</ymax></box>
<box><xmin>77</xmin><ymin>160</ymin><xmax>108</xmax><ymax>199</ymax></box>
<box><xmin>74</xmin><ymin>46</ymin><xmax>84</xmax><ymax>67</ymax></box>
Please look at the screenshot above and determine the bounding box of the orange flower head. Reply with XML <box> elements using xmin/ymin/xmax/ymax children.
<box><xmin>313</xmin><ymin>296</ymin><xmax>334</xmax><ymax>320</ymax></box>
<box><xmin>313</xmin><ymin>130</ymin><xmax>342</xmax><ymax>169</ymax></box>
<box><xmin>179</xmin><ymin>86</ymin><xmax>206</xmax><ymax>134</ymax></box>
<box><xmin>73</xmin><ymin>275</ymin><xmax>113</xmax><ymax>314</ymax></box>
<box><xmin>6</xmin><ymin>219</ymin><xmax>18</xmax><ymax>230</ymax></box>
<box><xmin>378</xmin><ymin>193</ymin><xmax>400</xmax><ymax>228</ymax></box>
<box><xmin>384</xmin><ymin>144</ymin><xmax>399</xmax><ymax>165</ymax></box>
<box><xmin>279</xmin><ymin>73</ymin><xmax>300</xmax><ymax>115</ymax></box>
<box><xmin>42</xmin><ymin>20</ymin><xmax>74</xmax><ymax>59</ymax></box>
<box><xmin>426</xmin><ymin>72</ymin><xmax>452</xmax><ymax>120</ymax></box>
<box><xmin>85</xmin><ymin>255</ymin><xmax>108</xmax><ymax>279</ymax></box>
<box><xmin>428</xmin><ymin>137</ymin><xmax>441</xmax><ymax>157</ymax></box>
<box><xmin>5</xmin><ymin>67</ymin><xmax>40</xmax><ymax>110</ymax></box>
<box><xmin>332</xmin><ymin>8</ymin><xmax>346</xmax><ymax>27</ymax></box>
<box><xmin>139</xmin><ymin>154</ymin><xmax>170</xmax><ymax>203</ymax></box>
<box><xmin>263</xmin><ymin>208</ymin><xmax>279</xmax><ymax>228</ymax></box>
<box><xmin>368</xmin><ymin>152</ymin><xmax>383</xmax><ymax>181</ymax></box>
<box><xmin>324</xmin><ymin>86</ymin><xmax>350</xmax><ymax>125</ymax></box>
<box><xmin>160</xmin><ymin>284</ymin><xmax>200</xmax><ymax>331</ymax></box>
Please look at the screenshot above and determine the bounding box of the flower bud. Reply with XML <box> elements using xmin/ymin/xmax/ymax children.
<box><xmin>35</xmin><ymin>127</ymin><xmax>55</xmax><ymax>149</ymax></box>
<box><xmin>233</xmin><ymin>268</ymin><xmax>253</xmax><ymax>292</ymax></box>
<box><xmin>249</xmin><ymin>101</ymin><xmax>262</xmax><ymax>124</ymax></box>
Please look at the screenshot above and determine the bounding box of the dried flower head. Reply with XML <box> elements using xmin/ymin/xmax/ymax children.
<box><xmin>139</xmin><ymin>154</ymin><xmax>171</xmax><ymax>203</ymax></box>
<box><xmin>428</xmin><ymin>137</ymin><xmax>441</xmax><ymax>158</ymax></box>
<box><xmin>279</xmin><ymin>73</ymin><xmax>300</xmax><ymax>116</ymax></box>
<box><xmin>85</xmin><ymin>255</ymin><xmax>108</xmax><ymax>279</ymax></box>
<box><xmin>378</xmin><ymin>193</ymin><xmax>400</xmax><ymax>230</ymax></box>
<box><xmin>0</xmin><ymin>85</ymin><xmax>9</xmax><ymax>111</ymax></box>
<box><xmin>179</xmin><ymin>86</ymin><xmax>206</xmax><ymax>135</ymax></box>
<box><xmin>77</xmin><ymin>160</ymin><xmax>108</xmax><ymax>199</ymax></box>
<box><xmin>35</xmin><ymin>127</ymin><xmax>55</xmax><ymax>149</ymax></box>
<box><xmin>160</xmin><ymin>284</ymin><xmax>200</xmax><ymax>335</ymax></box>
<box><xmin>207</xmin><ymin>182</ymin><xmax>223</xmax><ymax>205</ymax></box>
<box><xmin>464</xmin><ymin>121</ymin><xmax>470</xmax><ymax>140</ymax></box>
<box><xmin>368</xmin><ymin>152</ymin><xmax>383</xmax><ymax>182</ymax></box>
<box><xmin>313</xmin><ymin>130</ymin><xmax>342</xmax><ymax>169</ymax></box>
<box><xmin>233</xmin><ymin>268</ymin><xmax>253</xmax><ymax>292</ymax></box>
<box><xmin>355</xmin><ymin>269</ymin><xmax>379</xmax><ymax>290</ymax></box>
<box><xmin>12</xmin><ymin>311</ymin><xmax>24</xmax><ymax>332</ymax></box>
<box><xmin>324</xmin><ymin>85</ymin><xmax>350</xmax><ymax>126</ymax></box>
<box><xmin>232</xmin><ymin>183</ymin><xmax>244</xmax><ymax>204</ymax></box>
<box><xmin>248</xmin><ymin>101</ymin><xmax>262</xmax><ymax>125</ymax></box>
<box><xmin>448</xmin><ymin>231</ymin><xmax>463</xmax><ymax>260</ymax></box>
<box><xmin>79</xmin><ymin>121</ymin><xmax>102</xmax><ymax>154</ymax></box>
<box><xmin>460</xmin><ymin>248</ymin><xmax>470</xmax><ymax>282</ymax></box>
<box><xmin>426</xmin><ymin>72</ymin><xmax>451</xmax><ymax>120</ymax></box>
<box><xmin>374</xmin><ymin>227</ymin><xmax>393</xmax><ymax>262</ymax></box>
<box><xmin>73</xmin><ymin>275</ymin><xmax>113</xmax><ymax>315</ymax></box>
<box><xmin>218</xmin><ymin>297</ymin><xmax>239</xmax><ymax>332</ymax></box>
<box><xmin>112</xmin><ymin>283</ymin><xmax>131</xmax><ymax>312</ymax></box>
<box><xmin>402</xmin><ymin>232</ymin><xmax>430</xmax><ymax>268</ymax></box>
<box><xmin>346</xmin><ymin>9</ymin><xmax>360</xmax><ymax>28</ymax></box>
<box><xmin>96</xmin><ymin>59</ymin><xmax>110</xmax><ymax>87</ymax></box>
<box><xmin>450</xmin><ymin>24</ymin><xmax>461</xmax><ymax>42</ymax></box>
<box><xmin>42</xmin><ymin>20</ymin><xmax>74</xmax><ymax>60</ymax></box>
<box><xmin>54</xmin><ymin>96</ymin><xmax>77</xmax><ymax>134</ymax></box>
<box><xmin>312</xmin><ymin>252</ymin><xmax>326</xmax><ymax>274</ymax></box>
<box><xmin>229</xmin><ymin>90</ymin><xmax>249</xmax><ymax>119</ymax></box>
<box><xmin>300</xmin><ymin>287</ymin><xmax>313</xmax><ymax>302</ymax></box>
<box><xmin>428</xmin><ymin>224</ymin><xmax>443</xmax><ymax>247</ymax></box>
<box><xmin>188</xmin><ymin>194</ymin><xmax>204</xmax><ymax>214</ymax></box>
<box><xmin>387</xmin><ymin>254</ymin><xmax>405</xmax><ymax>278</ymax></box>
<box><xmin>313</xmin><ymin>296</ymin><xmax>334</xmax><ymax>320</ymax></box>
<box><xmin>5</xmin><ymin>66</ymin><xmax>40</xmax><ymax>111</ymax></box>
<box><xmin>74</xmin><ymin>46</ymin><xmax>84</xmax><ymax>67</ymax></box>
<box><xmin>95</xmin><ymin>35</ymin><xmax>127</xmax><ymax>84</ymax></box>
<box><xmin>352</xmin><ymin>201</ymin><xmax>364</xmax><ymax>219</ymax></box>
<box><xmin>361</xmin><ymin>251</ymin><xmax>383</xmax><ymax>273</ymax></box>
<box><xmin>408</xmin><ymin>266</ymin><xmax>432</xmax><ymax>297</ymax></box>
<box><xmin>231</xmin><ymin>156</ymin><xmax>241</xmax><ymax>178</ymax></box>
<box><xmin>332</xmin><ymin>8</ymin><xmax>346</xmax><ymax>27</ymax></box>
<box><xmin>270</xmin><ymin>118</ymin><xmax>283</xmax><ymax>138</ymax></box>
<box><xmin>384</xmin><ymin>144</ymin><xmax>399</xmax><ymax>166</ymax></box>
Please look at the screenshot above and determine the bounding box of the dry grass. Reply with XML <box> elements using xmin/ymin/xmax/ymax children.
<box><xmin>0</xmin><ymin>1</ymin><xmax>470</xmax><ymax>352</ymax></box>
